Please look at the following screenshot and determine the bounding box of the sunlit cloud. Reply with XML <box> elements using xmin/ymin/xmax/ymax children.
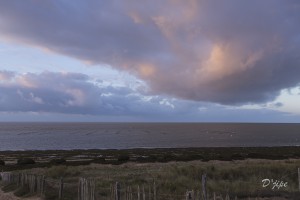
<box><xmin>0</xmin><ymin>1</ymin><xmax>299</xmax><ymax>105</ymax></box>
<box><xmin>0</xmin><ymin>1</ymin><xmax>300</xmax><ymax>122</ymax></box>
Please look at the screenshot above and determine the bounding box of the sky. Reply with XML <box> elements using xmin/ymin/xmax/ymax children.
<box><xmin>0</xmin><ymin>0</ymin><xmax>300</xmax><ymax>122</ymax></box>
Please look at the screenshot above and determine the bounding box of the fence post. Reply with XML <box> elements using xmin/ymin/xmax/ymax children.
<box><xmin>34</xmin><ymin>174</ymin><xmax>37</xmax><ymax>193</ymax></box>
<box><xmin>148</xmin><ymin>184</ymin><xmax>151</xmax><ymax>200</ymax></box>
<box><xmin>115</xmin><ymin>182</ymin><xmax>121</xmax><ymax>200</ymax></box>
<box><xmin>126</xmin><ymin>186</ymin><xmax>129</xmax><ymax>200</ymax></box>
<box><xmin>17</xmin><ymin>173</ymin><xmax>21</xmax><ymax>186</ymax></box>
<box><xmin>78</xmin><ymin>178</ymin><xmax>80</xmax><ymax>200</ymax></box>
<box><xmin>185</xmin><ymin>190</ymin><xmax>193</xmax><ymax>200</ymax></box>
<box><xmin>111</xmin><ymin>184</ymin><xmax>114</xmax><ymax>200</ymax></box>
<box><xmin>41</xmin><ymin>175</ymin><xmax>45</xmax><ymax>196</ymax></box>
<box><xmin>84</xmin><ymin>179</ymin><xmax>87</xmax><ymax>200</ymax></box>
<box><xmin>83</xmin><ymin>178</ymin><xmax>85</xmax><ymax>200</ymax></box>
<box><xmin>196</xmin><ymin>190</ymin><xmax>199</xmax><ymax>200</ymax></box>
<box><xmin>37</xmin><ymin>175</ymin><xmax>40</xmax><ymax>194</ymax></box>
<box><xmin>142</xmin><ymin>185</ymin><xmax>145</xmax><ymax>200</ymax></box>
<box><xmin>91</xmin><ymin>179</ymin><xmax>95</xmax><ymax>200</ymax></box>
<box><xmin>28</xmin><ymin>174</ymin><xmax>33</xmax><ymax>193</ymax></box>
<box><xmin>78</xmin><ymin>178</ymin><xmax>83</xmax><ymax>200</ymax></box>
<box><xmin>298</xmin><ymin>168</ymin><xmax>300</xmax><ymax>191</ymax></box>
<box><xmin>137</xmin><ymin>185</ymin><xmax>140</xmax><ymax>200</ymax></box>
<box><xmin>202</xmin><ymin>174</ymin><xmax>207</xmax><ymax>200</ymax></box>
<box><xmin>225</xmin><ymin>194</ymin><xmax>230</xmax><ymax>200</ymax></box>
<box><xmin>59</xmin><ymin>177</ymin><xmax>64</xmax><ymax>199</ymax></box>
<box><xmin>153</xmin><ymin>181</ymin><xmax>156</xmax><ymax>200</ymax></box>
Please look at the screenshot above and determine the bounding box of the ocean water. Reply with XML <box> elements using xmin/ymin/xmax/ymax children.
<box><xmin>0</xmin><ymin>123</ymin><xmax>300</xmax><ymax>151</ymax></box>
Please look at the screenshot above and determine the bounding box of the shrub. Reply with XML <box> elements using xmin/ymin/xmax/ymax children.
<box><xmin>92</xmin><ymin>157</ymin><xmax>105</xmax><ymax>163</ymax></box>
<box><xmin>46</xmin><ymin>166</ymin><xmax>68</xmax><ymax>178</ymax></box>
<box><xmin>117</xmin><ymin>155</ymin><xmax>130</xmax><ymax>162</ymax></box>
<box><xmin>176</xmin><ymin>154</ymin><xmax>203</xmax><ymax>161</ymax></box>
<box><xmin>0</xmin><ymin>159</ymin><xmax>5</xmax><ymax>165</ymax></box>
<box><xmin>136</xmin><ymin>155</ymin><xmax>157</xmax><ymax>163</ymax></box>
<box><xmin>17</xmin><ymin>158</ymin><xmax>35</xmax><ymax>165</ymax></box>
<box><xmin>217</xmin><ymin>155</ymin><xmax>232</xmax><ymax>161</ymax></box>
<box><xmin>248</xmin><ymin>152</ymin><xmax>262</xmax><ymax>158</ymax></box>
<box><xmin>46</xmin><ymin>166</ymin><xmax>80</xmax><ymax>178</ymax></box>
<box><xmin>157</xmin><ymin>154</ymin><xmax>176</xmax><ymax>162</ymax></box>
<box><xmin>50</xmin><ymin>158</ymin><xmax>66</xmax><ymax>165</ymax></box>
<box><xmin>231</xmin><ymin>153</ymin><xmax>245</xmax><ymax>160</ymax></box>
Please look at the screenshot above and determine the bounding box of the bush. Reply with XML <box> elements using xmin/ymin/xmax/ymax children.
<box><xmin>157</xmin><ymin>155</ymin><xmax>175</xmax><ymax>162</ymax></box>
<box><xmin>176</xmin><ymin>154</ymin><xmax>203</xmax><ymax>161</ymax></box>
<box><xmin>92</xmin><ymin>157</ymin><xmax>105</xmax><ymax>163</ymax></box>
<box><xmin>231</xmin><ymin>153</ymin><xmax>245</xmax><ymax>160</ymax></box>
<box><xmin>46</xmin><ymin>166</ymin><xmax>68</xmax><ymax>178</ymax></box>
<box><xmin>46</xmin><ymin>166</ymin><xmax>80</xmax><ymax>178</ymax></box>
<box><xmin>17</xmin><ymin>158</ymin><xmax>35</xmax><ymax>165</ymax></box>
<box><xmin>50</xmin><ymin>158</ymin><xmax>66</xmax><ymax>165</ymax></box>
<box><xmin>217</xmin><ymin>155</ymin><xmax>232</xmax><ymax>161</ymax></box>
<box><xmin>136</xmin><ymin>155</ymin><xmax>157</xmax><ymax>163</ymax></box>
<box><xmin>0</xmin><ymin>159</ymin><xmax>5</xmax><ymax>165</ymax></box>
<box><xmin>117</xmin><ymin>155</ymin><xmax>130</xmax><ymax>162</ymax></box>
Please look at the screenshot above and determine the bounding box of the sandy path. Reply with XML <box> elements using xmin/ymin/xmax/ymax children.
<box><xmin>0</xmin><ymin>189</ymin><xmax>41</xmax><ymax>200</ymax></box>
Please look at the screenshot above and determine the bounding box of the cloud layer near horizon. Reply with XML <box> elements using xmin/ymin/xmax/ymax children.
<box><xmin>0</xmin><ymin>70</ymin><xmax>296</xmax><ymax>122</ymax></box>
<box><xmin>0</xmin><ymin>1</ymin><xmax>300</xmax><ymax>104</ymax></box>
<box><xmin>0</xmin><ymin>70</ymin><xmax>177</xmax><ymax>116</ymax></box>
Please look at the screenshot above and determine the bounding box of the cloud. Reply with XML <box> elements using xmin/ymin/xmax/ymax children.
<box><xmin>0</xmin><ymin>70</ymin><xmax>14</xmax><ymax>81</ymax></box>
<box><xmin>0</xmin><ymin>1</ymin><xmax>300</xmax><ymax>104</ymax></box>
<box><xmin>0</xmin><ymin>70</ymin><xmax>193</xmax><ymax>117</ymax></box>
<box><xmin>0</xmin><ymin>70</ymin><xmax>299</xmax><ymax>122</ymax></box>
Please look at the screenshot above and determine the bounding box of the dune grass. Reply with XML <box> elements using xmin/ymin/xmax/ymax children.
<box><xmin>12</xmin><ymin>159</ymin><xmax>299</xmax><ymax>199</ymax></box>
<box><xmin>2</xmin><ymin>147</ymin><xmax>300</xmax><ymax>199</ymax></box>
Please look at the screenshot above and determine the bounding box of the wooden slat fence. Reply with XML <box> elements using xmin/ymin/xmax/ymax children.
<box><xmin>0</xmin><ymin>172</ymin><xmax>45</xmax><ymax>195</ymax></box>
<box><xmin>78</xmin><ymin>177</ymin><xmax>96</xmax><ymax>200</ymax></box>
<box><xmin>2</xmin><ymin>168</ymin><xmax>300</xmax><ymax>200</ymax></box>
<box><xmin>0</xmin><ymin>171</ymin><xmax>256</xmax><ymax>200</ymax></box>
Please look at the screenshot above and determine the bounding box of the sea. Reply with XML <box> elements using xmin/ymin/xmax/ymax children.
<box><xmin>0</xmin><ymin>123</ymin><xmax>300</xmax><ymax>151</ymax></box>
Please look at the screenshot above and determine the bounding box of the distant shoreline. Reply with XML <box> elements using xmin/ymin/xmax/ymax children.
<box><xmin>1</xmin><ymin>146</ymin><xmax>300</xmax><ymax>171</ymax></box>
<box><xmin>1</xmin><ymin>145</ymin><xmax>300</xmax><ymax>152</ymax></box>
<box><xmin>1</xmin><ymin>145</ymin><xmax>300</xmax><ymax>151</ymax></box>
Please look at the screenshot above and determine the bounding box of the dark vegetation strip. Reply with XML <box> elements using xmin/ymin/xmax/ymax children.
<box><xmin>1</xmin><ymin>146</ymin><xmax>300</xmax><ymax>171</ymax></box>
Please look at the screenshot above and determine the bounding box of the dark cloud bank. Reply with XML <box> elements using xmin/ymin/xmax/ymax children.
<box><xmin>0</xmin><ymin>71</ymin><xmax>172</xmax><ymax>116</ymax></box>
<box><xmin>0</xmin><ymin>0</ymin><xmax>300</xmax><ymax>105</ymax></box>
<box><xmin>0</xmin><ymin>70</ymin><xmax>297</xmax><ymax>122</ymax></box>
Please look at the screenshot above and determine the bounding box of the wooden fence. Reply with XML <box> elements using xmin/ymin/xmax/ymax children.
<box><xmin>0</xmin><ymin>172</ymin><xmax>45</xmax><ymax>195</ymax></box>
<box><xmin>1</xmin><ymin>172</ymin><xmax>63</xmax><ymax>199</ymax></box>
<box><xmin>0</xmin><ymin>171</ymin><xmax>233</xmax><ymax>200</ymax></box>
<box><xmin>110</xmin><ymin>181</ymin><xmax>157</xmax><ymax>200</ymax></box>
<box><xmin>78</xmin><ymin>178</ymin><xmax>96</xmax><ymax>200</ymax></box>
<box><xmin>0</xmin><ymin>172</ymin><xmax>190</xmax><ymax>200</ymax></box>
<box><xmin>2</xmin><ymin>169</ymin><xmax>300</xmax><ymax>200</ymax></box>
